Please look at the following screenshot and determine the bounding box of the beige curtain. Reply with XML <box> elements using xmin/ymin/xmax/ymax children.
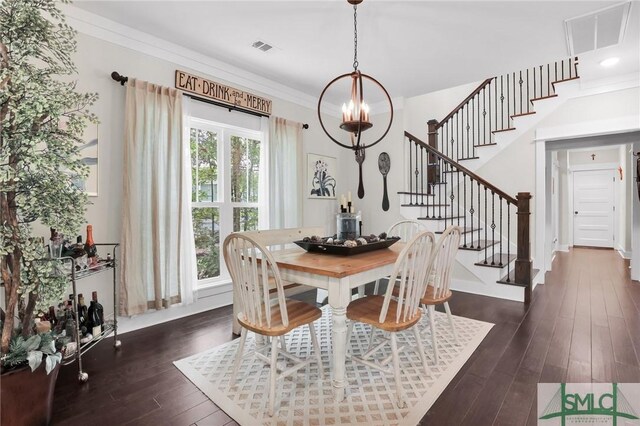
<box><xmin>268</xmin><ymin>117</ymin><xmax>303</xmax><ymax>228</ymax></box>
<box><xmin>120</xmin><ymin>79</ymin><xmax>197</xmax><ymax>316</ymax></box>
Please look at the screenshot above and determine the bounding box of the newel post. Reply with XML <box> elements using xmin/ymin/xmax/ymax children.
<box><xmin>515</xmin><ymin>192</ymin><xmax>533</xmax><ymax>304</ymax></box>
<box><xmin>427</xmin><ymin>119</ymin><xmax>439</xmax><ymax>189</ymax></box>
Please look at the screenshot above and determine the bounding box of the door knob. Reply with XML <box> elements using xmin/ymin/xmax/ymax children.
<box><xmin>574</xmin><ymin>211</ymin><xmax>578</xmax><ymax>215</ymax></box>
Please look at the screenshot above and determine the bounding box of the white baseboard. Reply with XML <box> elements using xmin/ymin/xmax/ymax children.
<box><xmin>450</xmin><ymin>278</ymin><xmax>525</xmax><ymax>302</ymax></box>
<box><xmin>556</xmin><ymin>244</ymin><xmax>570</xmax><ymax>252</ymax></box>
<box><xmin>617</xmin><ymin>245</ymin><xmax>632</xmax><ymax>260</ymax></box>
<box><xmin>116</xmin><ymin>281</ymin><xmax>233</xmax><ymax>335</ymax></box>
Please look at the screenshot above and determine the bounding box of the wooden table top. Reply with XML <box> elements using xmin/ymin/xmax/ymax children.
<box><xmin>268</xmin><ymin>243</ymin><xmax>405</xmax><ymax>279</ymax></box>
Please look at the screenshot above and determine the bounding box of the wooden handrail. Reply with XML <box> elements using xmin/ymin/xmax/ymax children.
<box><xmin>435</xmin><ymin>78</ymin><xmax>494</xmax><ymax>129</ymax></box>
<box><xmin>405</xmin><ymin>131</ymin><xmax>517</xmax><ymax>205</ymax></box>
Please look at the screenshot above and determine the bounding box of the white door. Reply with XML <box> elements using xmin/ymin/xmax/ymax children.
<box><xmin>572</xmin><ymin>169</ymin><xmax>615</xmax><ymax>248</ymax></box>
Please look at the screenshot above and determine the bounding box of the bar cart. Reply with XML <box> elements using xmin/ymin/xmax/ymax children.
<box><xmin>58</xmin><ymin>243</ymin><xmax>121</xmax><ymax>383</ymax></box>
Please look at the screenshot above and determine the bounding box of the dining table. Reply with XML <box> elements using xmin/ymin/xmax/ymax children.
<box><xmin>266</xmin><ymin>243</ymin><xmax>405</xmax><ymax>402</ymax></box>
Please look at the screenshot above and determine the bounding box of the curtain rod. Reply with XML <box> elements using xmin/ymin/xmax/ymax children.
<box><xmin>110</xmin><ymin>71</ymin><xmax>309</xmax><ymax>129</ymax></box>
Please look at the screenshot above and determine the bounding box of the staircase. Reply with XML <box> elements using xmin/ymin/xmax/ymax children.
<box><xmin>399</xmin><ymin>57</ymin><xmax>579</xmax><ymax>303</ymax></box>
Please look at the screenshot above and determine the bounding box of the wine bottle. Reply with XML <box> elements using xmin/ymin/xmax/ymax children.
<box><xmin>77</xmin><ymin>294</ymin><xmax>89</xmax><ymax>335</ymax></box>
<box><xmin>92</xmin><ymin>291</ymin><xmax>104</xmax><ymax>324</ymax></box>
<box><xmin>64</xmin><ymin>308</ymin><xmax>77</xmax><ymax>341</ymax></box>
<box><xmin>88</xmin><ymin>299</ymin><xmax>102</xmax><ymax>337</ymax></box>
<box><xmin>84</xmin><ymin>225</ymin><xmax>97</xmax><ymax>265</ymax></box>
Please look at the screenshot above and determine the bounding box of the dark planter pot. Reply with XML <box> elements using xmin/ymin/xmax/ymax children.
<box><xmin>1</xmin><ymin>362</ymin><xmax>60</xmax><ymax>426</ymax></box>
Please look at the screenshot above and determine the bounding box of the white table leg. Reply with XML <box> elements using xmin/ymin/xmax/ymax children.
<box><xmin>328</xmin><ymin>277</ymin><xmax>352</xmax><ymax>402</ymax></box>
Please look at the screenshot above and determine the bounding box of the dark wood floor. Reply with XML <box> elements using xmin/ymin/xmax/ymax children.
<box><xmin>52</xmin><ymin>248</ymin><xmax>640</xmax><ymax>425</ymax></box>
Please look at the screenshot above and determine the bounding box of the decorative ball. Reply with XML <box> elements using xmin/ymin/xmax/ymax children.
<box><xmin>344</xmin><ymin>240</ymin><xmax>357</xmax><ymax>248</ymax></box>
<box><xmin>379</xmin><ymin>232</ymin><xmax>387</xmax><ymax>240</ymax></box>
<box><xmin>326</xmin><ymin>238</ymin><xmax>334</xmax><ymax>244</ymax></box>
<box><xmin>357</xmin><ymin>238</ymin><xmax>368</xmax><ymax>245</ymax></box>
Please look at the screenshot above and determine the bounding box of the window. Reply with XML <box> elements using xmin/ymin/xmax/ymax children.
<box><xmin>189</xmin><ymin>118</ymin><xmax>265</xmax><ymax>286</ymax></box>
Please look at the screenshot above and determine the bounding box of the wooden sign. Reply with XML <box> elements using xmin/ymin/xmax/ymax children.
<box><xmin>175</xmin><ymin>70</ymin><xmax>272</xmax><ymax>116</ymax></box>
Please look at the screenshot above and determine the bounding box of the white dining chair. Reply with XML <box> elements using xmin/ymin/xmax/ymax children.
<box><xmin>346</xmin><ymin>230</ymin><xmax>435</xmax><ymax>408</ymax></box>
<box><xmin>372</xmin><ymin>220</ymin><xmax>427</xmax><ymax>295</ymax></box>
<box><xmin>223</xmin><ymin>233</ymin><xmax>324</xmax><ymax>417</ymax></box>
<box><xmin>420</xmin><ymin>226</ymin><xmax>462</xmax><ymax>364</ymax></box>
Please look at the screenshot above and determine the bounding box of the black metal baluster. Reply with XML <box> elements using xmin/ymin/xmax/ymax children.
<box><xmin>414</xmin><ymin>142</ymin><xmax>419</xmax><ymax>206</ymax></box>
<box><xmin>438</xmin><ymin>156</ymin><xmax>443</xmax><ymax>219</ymax></box>
<box><xmin>562</xmin><ymin>58</ymin><xmax>565</xmax><ymax>80</ymax></box>
<box><xmin>500</xmin><ymin>75</ymin><xmax>504</xmax><ymax>129</ymax></box>
<box><xmin>519</xmin><ymin>70</ymin><xmax>523</xmax><ymax>115</ymax></box>
<box><xmin>477</xmin><ymin>180</ymin><xmax>481</xmax><ymax>249</ymax></box>
<box><xmin>484</xmin><ymin>187</ymin><xmax>488</xmax><ymax>264</ymax></box>
<box><xmin>477</xmin><ymin>93</ymin><xmax>480</xmax><ymax>148</ymax></box>
<box><xmin>506</xmin><ymin>73</ymin><xmax>510</xmax><ymax>125</ymax></box>
<box><xmin>533</xmin><ymin>66</ymin><xmax>537</xmax><ymax>100</ymax></box>
<box><xmin>483</xmin><ymin>86</ymin><xmax>488</xmax><ymax>145</ymax></box>
<box><xmin>494</xmin><ymin>78</ymin><xmax>497</xmax><ymax>132</ymax></box>
<box><xmin>409</xmin><ymin>138</ymin><xmax>413</xmax><ymax>205</ymax></box>
<box><xmin>466</xmin><ymin>102</ymin><xmax>470</xmax><ymax>158</ymax></box>
<box><xmin>499</xmin><ymin>197</ymin><xmax>503</xmax><ymax>267</ymax></box>
<box><xmin>555</xmin><ymin>61</ymin><xmax>558</xmax><ymax>82</ymax></box>
<box><xmin>469</xmin><ymin>176</ymin><xmax>474</xmax><ymax>248</ymax></box>
<box><xmin>491</xmin><ymin>192</ymin><xmax>496</xmax><ymax>265</ymax></box>
<box><xmin>526</xmin><ymin>69</ymin><xmax>530</xmax><ymax>113</ymax></box>
<box><xmin>507</xmin><ymin>202</ymin><xmax>511</xmax><ymax>282</ymax></box>
<box><xmin>512</xmin><ymin>72</ymin><xmax>516</xmax><ymax>118</ymax></box>
<box><xmin>456</xmin><ymin>170</ymin><xmax>460</xmax><ymax>227</ymax></box>
<box><xmin>420</xmin><ymin>145</ymin><xmax>424</xmax><ymax>206</ymax></box>
<box><xmin>471</xmin><ymin>98</ymin><xmax>475</xmax><ymax>155</ymax></box>
<box><xmin>463</xmin><ymin>173</ymin><xmax>467</xmax><ymax>247</ymax></box>
<box><xmin>456</xmin><ymin>111</ymin><xmax>460</xmax><ymax>161</ymax></box>
<box><xmin>547</xmin><ymin>63</ymin><xmax>551</xmax><ymax>96</ymax></box>
<box><xmin>539</xmin><ymin>65</ymin><xmax>543</xmax><ymax>98</ymax></box>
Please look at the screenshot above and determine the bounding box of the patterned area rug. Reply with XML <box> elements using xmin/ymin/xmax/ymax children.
<box><xmin>174</xmin><ymin>306</ymin><xmax>493</xmax><ymax>426</ymax></box>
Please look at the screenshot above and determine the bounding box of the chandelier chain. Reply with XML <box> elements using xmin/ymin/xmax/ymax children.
<box><xmin>353</xmin><ymin>5</ymin><xmax>358</xmax><ymax>70</ymax></box>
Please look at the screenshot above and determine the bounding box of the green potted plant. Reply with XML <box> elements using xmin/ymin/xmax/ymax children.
<box><xmin>0</xmin><ymin>0</ymin><xmax>97</xmax><ymax>424</ymax></box>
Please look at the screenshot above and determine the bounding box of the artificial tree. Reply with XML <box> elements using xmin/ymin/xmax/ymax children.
<box><xmin>0</xmin><ymin>0</ymin><xmax>97</xmax><ymax>363</ymax></box>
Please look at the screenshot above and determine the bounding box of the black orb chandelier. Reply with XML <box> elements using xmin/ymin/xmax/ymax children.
<box><xmin>317</xmin><ymin>0</ymin><xmax>393</xmax><ymax>154</ymax></box>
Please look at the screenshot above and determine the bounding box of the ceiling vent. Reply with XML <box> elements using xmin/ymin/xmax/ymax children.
<box><xmin>564</xmin><ymin>2</ymin><xmax>632</xmax><ymax>56</ymax></box>
<box><xmin>251</xmin><ymin>41</ymin><xmax>273</xmax><ymax>52</ymax></box>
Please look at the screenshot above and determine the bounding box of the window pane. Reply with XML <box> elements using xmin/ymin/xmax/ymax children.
<box><xmin>230</xmin><ymin>135</ymin><xmax>260</xmax><ymax>203</ymax></box>
<box><xmin>233</xmin><ymin>207</ymin><xmax>259</xmax><ymax>232</ymax></box>
<box><xmin>192</xmin><ymin>207</ymin><xmax>220</xmax><ymax>279</ymax></box>
<box><xmin>191</xmin><ymin>128</ymin><xmax>218</xmax><ymax>202</ymax></box>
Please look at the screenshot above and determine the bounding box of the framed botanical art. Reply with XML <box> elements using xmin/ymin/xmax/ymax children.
<box><xmin>307</xmin><ymin>153</ymin><xmax>337</xmax><ymax>199</ymax></box>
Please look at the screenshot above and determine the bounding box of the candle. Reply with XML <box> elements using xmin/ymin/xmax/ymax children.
<box><xmin>348</xmin><ymin>191</ymin><xmax>352</xmax><ymax>203</ymax></box>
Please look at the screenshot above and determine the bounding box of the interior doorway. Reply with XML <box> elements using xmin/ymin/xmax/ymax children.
<box><xmin>572</xmin><ymin>168</ymin><xmax>615</xmax><ymax>248</ymax></box>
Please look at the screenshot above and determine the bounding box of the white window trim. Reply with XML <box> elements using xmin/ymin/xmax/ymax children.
<box><xmin>188</xmin><ymin>117</ymin><xmax>267</xmax><ymax>288</ymax></box>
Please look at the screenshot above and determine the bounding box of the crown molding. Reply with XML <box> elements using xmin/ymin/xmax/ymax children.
<box><xmin>62</xmin><ymin>4</ymin><xmax>338</xmax><ymax>114</ymax></box>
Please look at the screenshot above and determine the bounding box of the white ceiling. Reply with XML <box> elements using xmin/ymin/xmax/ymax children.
<box><xmin>73</xmin><ymin>1</ymin><xmax>639</xmax><ymax>103</ymax></box>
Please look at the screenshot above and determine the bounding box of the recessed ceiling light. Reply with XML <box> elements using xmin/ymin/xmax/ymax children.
<box><xmin>600</xmin><ymin>57</ymin><xmax>620</xmax><ymax>67</ymax></box>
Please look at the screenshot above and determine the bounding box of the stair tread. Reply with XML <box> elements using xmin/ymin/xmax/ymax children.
<box><xmin>511</xmin><ymin>111</ymin><xmax>536</xmax><ymax>118</ymax></box>
<box><xmin>496</xmin><ymin>268</ymin><xmax>540</xmax><ymax>286</ymax></box>
<box><xmin>551</xmin><ymin>76</ymin><xmax>579</xmax><ymax>86</ymax></box>
<box><xmin>474</xmin><ymin>143</ymin><xmax>498</xmax><ymax>148</ymax></box>
<box><xmin>474</xmin><ymin>253</ymin><xmax>516</xmax><ymax>268</ymax></box>
<box><xmin>418</xmin><ymin>215</ymin><xmax>464</xmax><ymax>221</ymax></box>
<box><xmin>397</xmin><ymin>191</ymin><xmax>435</xmax><ymax>197</ymax></box>
<box><xmin>492</xmin><ymin>127</ymin><xmax>516</xmax><ymax>134</ymax></box>
<box><xmin>400</xmin><ymin>203</ymin><xmax>449</xmax><ymax>207</ymax></box>
<box><xmin>435</xmin><ymin>227</ymin><xmax>480</xmax><ymax>235</ymax></box>
<box><xmin>458</xmin><ymin>156</ymin><xmax>480</xmax><ymax>161</ymax></box>
<box><xmin>459</xmin><ymin>239</ymin><xmax>499</xmax><ymax>251</ymax></box>
<box><xmin>530</xmin><ymin>94</ymin><xmax>558</xmax><ymax>102</ymax></box>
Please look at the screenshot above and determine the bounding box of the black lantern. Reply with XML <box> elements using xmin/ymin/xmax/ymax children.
<box><xmin>317</xmin><ymin>0</ymin><xmax>393</xmax><ymax>152</ymax></box>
